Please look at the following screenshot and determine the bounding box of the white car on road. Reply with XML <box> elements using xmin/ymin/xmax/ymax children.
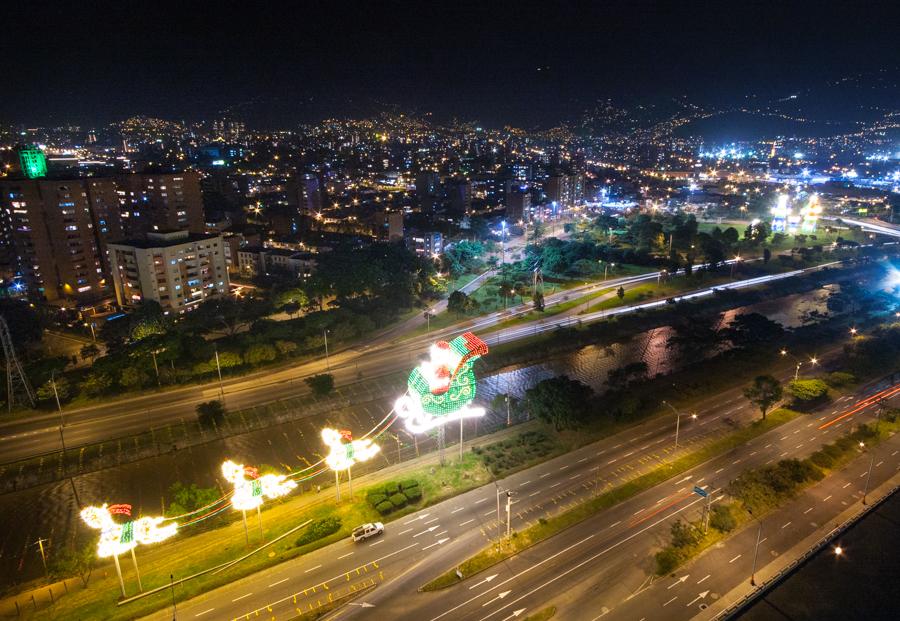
<box><xmin>352</xmin><ymin>522</ymin><xmax>384</xmax><ymax>542</ymax></box>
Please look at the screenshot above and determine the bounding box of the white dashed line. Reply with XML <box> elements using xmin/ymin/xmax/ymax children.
<box><xmin>697</xmin><ymin>575</ymin><xmax>710</xmax><ymax>584</ymax></box>
<box><xmin>715</xmin><ymin>468</ymin><xmax>724</xmax><ymax>474</ymax></box>
<box><xmin>804</xmin><ymin>507</ymin><xmax>813</xmax><ymax>514</ymax></box>
<box><xmin>269</xmin><ymin>578</ymin><xmax>289</xmax><ymax>586</ymax></box>
<box><xmin>338</xmin><ymin>552</ymin><xmax>354</xmax><ymax>559</ymax></box>
<box><xmin>842</xmin><ymin>482</ymin><xmax>852</xmax><ymax>489</ymax></box>
<box><xmin>458</xmin><ymin>519</ymin><xmax>475</xmax><ymax>527</ymax></box>
<box><xmin>398</xmin><ymin>528</ymin><xmax>413</xmax><ymax>535</ymax></box>
<box><xmin>782</xmin><ymin>521</ymin><xmax>792</xmax><ymax>529</ymax></box>
<box><xmin>451</xmin><ymin>507</ymin><xmax>464</xmax><ymax>514</ymax></box>
<box><xmin>823</xmin><ymin>495</ymin><xmax>832</xmax><ymax>501</ymax></box>
<box><xmin>729</xmin><ymin>554</ymin><xmax>742</xmax><ymax>563</ymax></box>
<box><xmin>664</xmin><ymin>596</ymin><xmax>678</xmax><ymax>607</ymax></box>
<box><xmin>231</xmin><ymin>593</ymin><xmax>252</xmax><ymax>602</ymax></box>
<box><xmin>608</xmin><ymin>521</ymin><xmax>621</xmax><ymax>529</ymax></box>
<box><xmin>369</xmin><ymin>540</ymin><xmax>384</xmax><ymax>546</ymax></box>
<box><xmin>195</xmin><ymin>609</ymin><xmax>215</xmax><ymax>617</ymax></box>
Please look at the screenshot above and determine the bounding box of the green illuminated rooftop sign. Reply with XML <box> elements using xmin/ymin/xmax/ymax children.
<box><xmin>19</xmin><ymin>148</ymin><xmax>47</xmax><ymax>179</ymax></box>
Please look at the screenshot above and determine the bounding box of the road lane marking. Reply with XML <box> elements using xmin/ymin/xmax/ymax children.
<box><xmin>424</xmin><ymin>517</ymin><xmax>439</xmax><ymax>525</ymax></box>
<box><xmin>578</xmin><ymin>457</ymin><xmax>589</xmax><ymax>463</ymax></box>
<box><xmin>804</xmin><ymin>507</ymin><xmax>813</xmax><ymax>514</ymax></box>
<box><xmin>876</xmin><ymin>461</ymin><xmax>884</xmax><ymax>467</ymax></box>
<box><xmin>303</xmin><ymin>565</ymin><xmax>322</xmax><ymax>573</ymax></box>
<box><xmin>231</xmin><ymin>593</ymin><xmax>252</xmax><ymax>602</ymax></box>
<box><xmin>782</xmin><ymin>521</ymin><xmax>792</xmax><ymax>529</ymax></box>
<box><xmin>338</xmin><ymin>552</ymin><xmax>354</xmax><ymax>559</ymax></box>
<box><xmin>529</xmin><ymin>491</ymin><xmax>541</xmax><ymax>497</ymax></box>
<box><xmin>539</xmin><ymin>472</ymin><xmax>552</xmax><ymax>478</ymax></box>
<box><xmin>269</xmin><ymin>578</ymin><xmax>289</xmax><ymax>586</ymax></box>
<box><xmin>608</xmin><ymin>521</ymin><xmax>621</xmax><ymax>529</ymax></box>
<box><xmin>569</xmin><ymin>474</ymin><xmax>582</xmax><ymax>480</ymax></box>
<box><xmin>459</xmin><ymin>519</ymin><xmax>475</xmax><ymax>527</ymax></box>
<box><xmin>842</xmin><ymin>482</ymin><xmax>852</xmax><ymax>489</ymax></box>
<box><xmin>475</xmin><ymin>498</ymin><xmax>488</xmax><ymax>504</ymax></box>
<box><xmin>195</xmin><ymin>609</ymin><xmax>215</xmax><ymax>617</ymax></box>
<box><xmin>729</xmin><ymin>554</ymin><xmax>742</xmax><ymax>563</ymax></box>
<box><xmin>558</xmin><ymin>465</ymin><xmax>569</xmax><ymax>470</ymax></box>
<box><xmin>823</xmin><ymin>495</ymin><xmax>832</xmax><ymax>501</ymax></box>
<box><xmin>369</xmin><ymin>540</ymin><xmax>384</xmax><ymax>546</ymax></box>
<box><xmin>484</xmin><ymin>510</ymin><xmax>495</xmax><ymax>516</ymax></box>
<box><xmin>399</xmin><ymin>528</ymin><xmax>413</xmax><ymax>535</ymax></box>
<box><xmin>697</xmin><ymin>575</ymin><xmax>710</xmax><ymax>584</ymax></box>
<box><xmin>663</xmin><ymin>596</ymin><xmax>677</xmax><ymax>607</ymax></box>
<box><xmin>451</xmin><ymin>507</ymin><xmax>464</xmax><ymax>513</ymax></box>
<box><xmin>549</xmin><ymin>482</ymin><xmax>561</xmax><ymax>488</ymax></box>
<box><xmin>518</xmin><ymin>481</ymin><xmax>532</xmax><ymax>487</ymax></box>
<box><xmin>715</xmin><ymin>468</ymin><xmax>724</xmax><ymax>474</ymax></box>
<box><xmin>607</xmin><ymin>458</ymin><xmax>618</xmax><ymax>465</ymax></box>
<box><xmin>859</xmin><ymin>472</ymin><xmax>867</xmax><ymax>478</ymax></box>
<box><xmin>427</xmin><ymin>492</ymin><xmax>709</xmax><ymax>621</ymax></box>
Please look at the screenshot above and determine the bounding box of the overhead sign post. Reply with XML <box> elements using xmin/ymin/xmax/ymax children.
<box><xmin>693</xmin><ymin>486</ymin><xmax>712</xmax><ymax>533</ymax></box>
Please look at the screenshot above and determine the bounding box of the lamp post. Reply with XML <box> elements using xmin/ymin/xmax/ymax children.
<box><xmin>52</xmin><ymin>372</ymin><xmax>81</xmax><ymax>507</ymax></box>
<box><xmin>750</xmin><ymin>515</ymin><xmax>763</xmax><ymax>586</ymax></box>
<box><xmin>323</xmin><ymin>329</ymin><xmax>330</xmax><ymax>370</ymax></box>
<box><xmin>662</xmin><ymin>401</ymin><xmax>697</xmax><ymax>449</ymax></box>
<box><xmin>213</xmin><ymin>345</ymin><xmax>225</xmax><ymax>403</ymax></box>
<box><xmin>859</xmin><ymin>441</ymin><xmax>876</xmax><ymax>505</ymax></box>
<box><xmin>780</xmin><ymin>349</ymin><xmax>817</xmax><ymax>380</ymax></box>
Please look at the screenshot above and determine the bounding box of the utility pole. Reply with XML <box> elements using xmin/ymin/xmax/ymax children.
<box><xmin>459</xmin><ymin>417</ymin><xmax>464</xmax><ymax>462</ymax></box>
<box><xmin>862</xmin><ymin>452</ymin><xmax>875</xmax><ymax>505</ymax></box>
<box><xmin>170</xmin><ymin>573</ymin><xmax>177</xmax><ymax>621</ymax></box>
<box><xmin>213</xmin><ymin>346</ymin><xmax>225</xmax><ymax>403</ymax></box>
<box><xmin>506</xmin><ymin>491</ymin><xmax>512</xmax><ymax>539</ymax></box>
<box><xmin>52</xmin><ymin>372</ymin><xmax>81</xmax><ymax>507</ymax></box>
<box><xmin>323</xmin><ymin>329</ymin><xmax>330</xmax><ymax>370</ymax></box>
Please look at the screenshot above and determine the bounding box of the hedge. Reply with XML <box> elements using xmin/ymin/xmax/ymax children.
<box><xmin>389</xmin><ymin>493</ymin><xmax>407</xmax><ymax>508</ymax></box>
<box><xmin>295</xmin><ymin>517</ymin><xmax>342</xmax><ymax>547</ymax></box>
<box><xmin>375</xmin><ymin>500</ymin><xmax>394</xmax><ymax>515</ymax></box>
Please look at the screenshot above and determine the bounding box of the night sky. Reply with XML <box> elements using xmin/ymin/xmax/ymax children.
<box><xmin>3</xmin><ymin>0</ymin><xmax>899</xmax><ymax>128</ymax></box>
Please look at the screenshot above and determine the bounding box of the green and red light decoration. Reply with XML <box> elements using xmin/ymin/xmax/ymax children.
<box><xmin>395</xmin><ymin>332</ymin><xmax>488</xmax><ymax>433</ymax></box>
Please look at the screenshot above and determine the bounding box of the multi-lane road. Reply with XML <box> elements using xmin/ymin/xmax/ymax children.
<box><xmin>141</xmin><ymin>364</ymin><xmax>896</xmax><ymax>621</ymax></box>
<box><xmin>0</xmin><ymin>259</ymin><xmax>841</xmax><ymax>465</ymax></box>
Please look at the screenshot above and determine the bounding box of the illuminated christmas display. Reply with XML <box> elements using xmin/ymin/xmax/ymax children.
<box><xmin>800</xmin><ymin>193</ymin><xmax>822</xmax><ymax>233</ymax></box>
<box><xmin>221</xmin><ymin>460</ymin><xmax>298</xmax><ymax>511</ymax></box>
<box><xmin>395</xmin><ymin>332</ymin><xmax>488</xmax><ymax>433</ymax></box>
<box><xmin>80</xmin><ymin>504</ymin><xmax>178</xmax><ymax>558</ymax></box>
<box><xmin>771</xmin><ymin>194</ymin><xmax>789</xmax><ymax>233</ymax></box>
<box><xmin>322</xmin><ymin>428</ymin><xmax>380</xmax><ymax>471</ymax></box>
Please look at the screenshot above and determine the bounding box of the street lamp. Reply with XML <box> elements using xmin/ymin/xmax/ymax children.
<box><xmin>834</xmin><ymin>545</ymin><xmax>843</xmax><ymax>556</ymax></box>
<box><xmin>746</xmin><ymin>508</ymin><xmax>764</xmax><ymax>586</ymax></box>
<box><xmin>849</xmin><ymin>327</ymin><xmax>858</xmax><ymax>336</ymax></box>
<box><xmin>780</xmin><ymin>349</ymin><xmax>817</xmax><ymax>380</ymax></box>
<box><xmin>662</xmin><ymin>401</ymin><xmax>697</xmax><ymax>449</ymax></box>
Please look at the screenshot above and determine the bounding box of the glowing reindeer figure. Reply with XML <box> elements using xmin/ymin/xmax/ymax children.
<box><xmin>221</xmin><ymin>460</ymin><xmax>297</xmax><ymax>511</ymax></box>
<box><xmin>80</xmin><ymin>503</ymin><xmax>178</xmax><ymax>558</ymax></box>
<box><xmin>321</xmin><ymin>428</ymin><xmax>380</xmax><ymax>471</ymax></box>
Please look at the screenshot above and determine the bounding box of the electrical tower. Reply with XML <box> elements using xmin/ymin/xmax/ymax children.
<box><xmin>1</xmin><ymin>316</ymin><xmax>35</xmax><ymax>412</ymax></box>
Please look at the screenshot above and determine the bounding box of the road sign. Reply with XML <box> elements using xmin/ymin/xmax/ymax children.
<box><xmin>692</xmin><ymin>486</ymin><xmax>708</xmax><ymax>498</ymax></box>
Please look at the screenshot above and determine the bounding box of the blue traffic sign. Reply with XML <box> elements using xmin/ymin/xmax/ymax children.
<box><xmin>692</xmin><ymin>486</ymin><xmax>708</xmax><ymax>498</ymax></box>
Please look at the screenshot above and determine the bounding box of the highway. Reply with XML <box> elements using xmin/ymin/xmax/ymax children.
<box><xmin>0</xmin><ymin>256</ymin><xmax>801</xmax><ymax>465</ymax></box>
<box><xmin>139</xmin><ymin>362</ymin><xmax>893</xmax><ymax>621</ymax></box>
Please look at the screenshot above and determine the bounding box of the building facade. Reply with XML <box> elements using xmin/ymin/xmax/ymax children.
<box><xmin>117</xmin><ymin>171</ymin><xmax>204</xmax><ymax>237</ymax></box>
<box><xmin>107</xmin><ymin>230</ymin><xmax>228</xmax><ymax>313</ymax></box>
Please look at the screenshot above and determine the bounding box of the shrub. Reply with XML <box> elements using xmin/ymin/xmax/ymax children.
<box><xmin>196</xmin><ymin>400</ymin><xmax>226</xmax><ymax>429</ymax></box>
<box><xmin>709</xmin><ymin>505</ymin><xmax>738</xmax><ymax>533</ymax></box>
<box><xmin>404</xmin><ymin>486</ymin><xmax>422</xmax><ymax>502</ymax></box>
<box><xmin>367</xmin><ymin>493</ymin><xmax>388</xmax><ymax>508</ymax></box>
<box><xmin>296</xmin><ymin>517</ymin><xmax>342</xmax><ymax>547</ymax></box>
<box><xmin>824</xmin><ymin>371</ymin><xmax>856</xmax><ymax>388</ymax></box>
<box><xmin>389</xmin><ymin>493</ymin><xmax>407</xmax><ymax>508</ymax></box>
<box><xmin>787</xmin><ymin>379</ymin><xmax>830</xmax><ymax>409</ymax></box>
<box><xmin>655</xmin><ymin>546</ymin><xmax>684</xmax><ymax>575</ymax></box>
<box><xmin>810</xmin><ymin>450</ymin><xmax>835</xmax><ymax>469</ymax></box>
<box><xmin>400</xmin><ymin>479</ymin><xmax>419</xmax><ymax>492</ymax></box>
<box><xmin>384</xmin><ymin>482</ymin><xmax>401</xmax><ymax>496</ymax></box>
<box><xmin>375</xmin><ymin>500</ymin><xmax>394</xmax><ymax>515</ymax></box>
<box><xmin>670</xmin><ymin>519</ymin><xmax>702</xmax><ymax>549</ymax></box>
<box><xmin>305</xmin><ymin>373</ymin><xmax>335</xmax><ymax>396</ymax></box>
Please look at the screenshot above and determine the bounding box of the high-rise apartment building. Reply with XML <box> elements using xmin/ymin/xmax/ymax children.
<box><xmin>0</xmin><ymin>178</ymin><xmax>108</xmax><ymax>302</ymax></box>
<box><xmin>117</xmin><ymin>171</ymin><xmax>204</xmax><ymax>237</ymax></box>
<box><xmin>107</xmin><ymin>230</ymin><xmax>229</xmax><ymax>313</ymax></box>
<box><xmin>445</xmin><ymin>177</ymin><xmax>472</xmax><ymax>217</ymax></box>
<box><xmin>545</xmin><ymin>173</ymin><xmax>584</xmax><ymax>209</ymax></box>
<box><xmin>372</xmin><ymin>210</ymin><xmax>404</xmax><ymax>241</ymax></box>
<box><xmin>506</xmin><ymin>186</ymin><xmax>532</xmax><ymax>223</ymax></box>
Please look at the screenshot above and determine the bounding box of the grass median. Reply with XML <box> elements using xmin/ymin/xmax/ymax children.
<box><xmin>420</xmin><ymin>408</ymin><xmax>800</xmax><ymax>591</ymax></box>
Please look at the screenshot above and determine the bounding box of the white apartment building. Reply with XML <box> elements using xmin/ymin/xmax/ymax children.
<box><xmin>108</xmin><ymin>230</ymin><xmax>229</xmax><ymax>313</ymax></box>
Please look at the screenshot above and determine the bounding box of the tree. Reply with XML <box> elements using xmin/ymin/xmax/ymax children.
<box><xmin>196</xmin><ymin>400</ymin><xmax>226</xmax><ymax>429</ymax></box>
<box><xmin>498</xmin><ymin>281</ymin><xmax>514</xmax><ymax>307</ymax></box>
<box><xmin>533</xmin><ymin>290</ymin><xmax>545</xmax><ymax>311</ymax></box>
<box><xmin>616</xmin><ymin>286</ymin><xmax>625</xmax><ymax>301</ymax></box>
<box><xmin>36</xmin><ymin>377</ymin><xmax>72</xmax><ymax>403</ymax></box>
<box><xmin>448</xmin><ymin>290</ymin><xmax>468</xmax><ymax>316</ymax></box>
<box><xmin>724</xmin><ymin>313</ymin><xmax>784</xmax><ymax>350</ymax></box>
<box><xmin>0</xmin><ymin>300</ymin><xmax>44</xmax><ymax>348</ymax></box>
<box><xmin>513</xmin><ymin>281</ymin><xmax>528</xmax><ymax>303</ymax></box>
<box><xmin>81</xmin><ymin>371</ymin><xmax>113</xmax><ymax>397</ymax></box>
<box><xmin>80</xmin><ymin>343</ymin><xmax>100</xmax><ymax>362</ymax></box>
<box><xmin>243</xmin><ymin>343</ymin><xmax>277</xmax><ymax>365</ymax></box>
<box><xmin>119</xmin><ymin>366</ymin><xmax>149</xmax><ymax>390</ymax></box>
<box><xmin>667</xmin><ymin>315</ymin><xmax>721</xmax><ymax>362</ymax></box>
<box><xmin>305</xmin><ymin>373</ymin><xmax>335</xmax><ymax>396</ymax></box>
<box><xmin>743</xmin><ymin>375</ymin><xmax>783</xmax><ymax>420</ymax></box>
<box><xmin>606</xmin><ymin>361</ymin><xmax>649</xmax><ymax>390</ymax></box>
<box><xmin>763</xmin><ymin>248</ymin><xmax>772</xmax><ymax>264</ymax></box>
<box><xmin>48</xmin><ymin>543</ymin><xmax>94</xmax><ymax>587</ymax></box>
<box><xmin>168</xmin><ymin>481</ymin><xmax>222</xmax><ymax>517</ymax></box>
<box><xmin>524</xmin><ymin>375</ymin><xmax>594</xmax><ymax>431</ymax></box>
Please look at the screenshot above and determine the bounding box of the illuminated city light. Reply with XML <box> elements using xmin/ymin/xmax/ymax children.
<box><xmin>322</xmin><ymin>428</ymin><xmax>380</xmax><ymax>471</ymax></box>
<box><xmin>221</xmin><ymin>460</ymin><xmax>297</xmax><ymax>511</ymax></box>
<box><xmin>395</xmin><ymin>332</ymin><xmax>488</xmax><ymax>433</ymax></box>
<box><xmin>80</xmin><ymin>503</ymin><xmax>178</xmax><ymax>558</ymax></box>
